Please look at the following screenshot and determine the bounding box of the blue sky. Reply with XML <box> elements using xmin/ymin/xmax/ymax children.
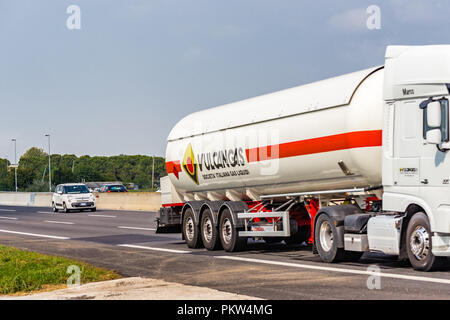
<box><xmin>0</xmin><ymin>0</ymin><xmax>449</xmax><ymax>159</ymax></box>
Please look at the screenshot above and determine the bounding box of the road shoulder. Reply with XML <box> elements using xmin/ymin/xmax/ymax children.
<box><xmin>3</xmin><ymin>277</ymin><xmax>261</xmax><ymax>300</ymax></box>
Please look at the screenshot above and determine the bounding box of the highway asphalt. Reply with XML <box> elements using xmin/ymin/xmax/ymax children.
<box><xmin>0</xmin><ymin>205</ymin><xmax>449</xmax><ymax>300</ymax></box>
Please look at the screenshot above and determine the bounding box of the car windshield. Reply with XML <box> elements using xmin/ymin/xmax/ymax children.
<box><xmin>108</xmin><ymin>185</ymin><xmax>126</xmax><ymax>191</ymax></box>
<box><xmin>64</xmin><ymin>185</ymin><xmax>90</xmax><ymax>194</ymax></box>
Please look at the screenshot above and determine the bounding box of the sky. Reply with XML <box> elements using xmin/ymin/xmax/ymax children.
<box><xmin>1</xmin><ymin>0</ymin><xmax>450</xmax><ymax>160</ymax></box>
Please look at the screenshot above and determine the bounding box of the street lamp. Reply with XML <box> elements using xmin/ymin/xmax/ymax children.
<box><xmin>152</xmin><ymin>156</ymin><xmax>154</xmax><ymax>191</ymax></box>
<box><xmin>45</xmin><ymin>134</ymin><xmax>51</xmax><ymax>192</ymax></box>
<box><xmin>11</xmin><ymin>139</ymin><xmax>17</xmax><ymax>192</ymax></box>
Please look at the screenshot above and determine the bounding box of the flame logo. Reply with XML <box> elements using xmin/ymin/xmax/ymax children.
<box><xmin>182</xmin><ymin>143</ymin><xmax>199</xmax><ymax>184</ymax></box>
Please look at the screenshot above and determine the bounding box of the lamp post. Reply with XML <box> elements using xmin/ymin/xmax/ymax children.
<box><xmin>152</xmin><ymin>156</ymin><xmax>154</xmax><ymax>191</ymax></box>
<box><xmin>11</xmin><ymin>139</ymin><xmax>17</xmax><ymax>192</ymax></box>
<box><xmin>45</xmin><ymin>134</ymin><xmax>51</xmax><ymax>192</ymax></box>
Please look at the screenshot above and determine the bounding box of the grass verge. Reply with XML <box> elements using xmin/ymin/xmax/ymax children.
<box><xmin>0</xmin><ymin>245</ymin><xmax>120</xmax><ymax>295</ymax></box>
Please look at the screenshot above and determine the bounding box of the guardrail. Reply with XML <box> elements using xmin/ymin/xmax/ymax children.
<box><xmin>0</xmin><ymin>191</ymin><xmax>162</xmax><ymax>212</ymax></box>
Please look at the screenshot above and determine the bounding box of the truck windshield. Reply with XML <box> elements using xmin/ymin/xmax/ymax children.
<box><xmin>64</xmin><ymin>185</ymin><xmax>90</xmax><ymax>194</ymax></box>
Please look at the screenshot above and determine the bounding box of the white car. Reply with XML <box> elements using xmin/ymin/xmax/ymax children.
<box><xmin>52</xmin><ymin>183</ymin><xmax>96</xmax><ymax>213</ymax></box>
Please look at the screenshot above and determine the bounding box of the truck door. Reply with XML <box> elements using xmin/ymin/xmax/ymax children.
<box><xmin>419</xmin><ymin>97</ymin><xmax>450</xmax><ymax>187</ymax></box>
<box><xmin>393</xmin><ymin>99</ymin><xmax>422</xmax><ymax>186</ymax></box>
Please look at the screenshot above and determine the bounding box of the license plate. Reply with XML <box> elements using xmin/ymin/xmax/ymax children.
<box><xmin>81</xmin><ymin>203</ymin><xmax>86</xmax><ymax>206</ymax></box>
<box><xmin>252</xmin><ymin>225</ymin><xmax>274</xmax><ymax>232</ymax></box>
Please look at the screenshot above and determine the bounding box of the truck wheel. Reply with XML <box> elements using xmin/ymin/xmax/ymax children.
<box><xmin>406</xmin><ymin>212</ymin><xmax>441</xmax><ymax>271</ymax></box>
<box><xmin>52</xmin><ymin>202</ymin><xmax>58</xmax><ymax>213</ymax></box>
<box><xmin>200</xmin><ymin>209</ymin><xmax>222</xmax><ymax>250</ymax></box>
<box><xmin>314</xmin><ymin>214</ymin><xmax>344</xmax><ymax>262</ymax></box>
<box><xmin>219</xmin><ymin>208</ymin><xmax>246</xmax><ymax>252</ymax></box>
<box><xmin>182</xmin><ymin>208</ymin><xmax>203</xmax><ymax>248</ymax></box>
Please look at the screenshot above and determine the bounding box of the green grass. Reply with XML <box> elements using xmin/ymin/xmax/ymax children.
<box><xmin>0</xmin><ymin>245</ymin><xmax>120</xmax><ymax>295</ymax></box>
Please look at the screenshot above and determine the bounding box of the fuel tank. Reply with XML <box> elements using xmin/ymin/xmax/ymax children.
<box><xmin>165</xmin><ymin>66</ymin><xmax>384</xmax><ymax>202</ymax></box>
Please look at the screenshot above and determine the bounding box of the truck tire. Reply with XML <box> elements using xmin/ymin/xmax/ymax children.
<box><xmin>219</xmin><ymin>208</ymin><xmax>247</xmax><ymax>252</ymax></box>
<box><xmin>200</xmin><ymin>208</ymin><xmax>221</xmax><ymax>250</ymax></box>
<box><xmin>52</xmin><ymin>202</ymin><xmax>58</xmax><ymax>213</ymax></box>
<box><xmin>182</xmin><ymin>208</ymin><xmax>203</xmax><ymax>248</ymax></box>
<box><xmin>406</xmin><ymin>212</ymin><xmax>442</xmax><ymax>271</ymax></box>
<box><xmin>314</xmin><ymin>214</ymin><xmax>345</xmax><ymax>263</ymax></box>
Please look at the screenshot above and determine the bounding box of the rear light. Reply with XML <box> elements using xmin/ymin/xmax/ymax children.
<box><xmin>107</xmin><ymin>190</ymin><xmax>111</xmax><ymax>193</ymax></box>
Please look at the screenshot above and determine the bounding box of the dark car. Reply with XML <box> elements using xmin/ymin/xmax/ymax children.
<box><xmin>99</xmin><ymin>184</ymin><xmax>128</xmax><ymax>193</ymax></box>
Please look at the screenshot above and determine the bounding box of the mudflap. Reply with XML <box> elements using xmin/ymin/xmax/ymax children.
<box><xmin>155</xmin><ymin>223</ymin><xmax>181</xmax><ymax>234</ymax></box>
<box><xmin>155</xmin><ymin>207</ymin><xmax>182</xmax><ymax>234</ymax></box>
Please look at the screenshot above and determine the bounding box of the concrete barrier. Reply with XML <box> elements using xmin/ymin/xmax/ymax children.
<box><xmin>94</xmin><ymin>192</ymin><xmax>161</xmax><ymax>211</ymax></box>
<box><xmin>0</xmin><ymin>191</ymin><xmax>161</xmax><ymax>212</ymax></box>
<box><xmin>0</xmin><ymin>192</ymin><xmax>52</xmax><ymax>207</ymax></box>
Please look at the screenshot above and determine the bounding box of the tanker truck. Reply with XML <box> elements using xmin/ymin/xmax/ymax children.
<box><xmin>157</xmin><ymin>45</ymin><xmax>450</xmax><ymax>271</ymax></box>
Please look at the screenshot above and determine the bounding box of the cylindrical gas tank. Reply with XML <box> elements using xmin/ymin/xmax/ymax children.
<box><xmin>165</xmin><ymin>67</ymin><xmax>384</xmax><ymax>201</ymax></box>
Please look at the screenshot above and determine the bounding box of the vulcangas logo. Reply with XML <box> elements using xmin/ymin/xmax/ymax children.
<box><xmin>182</xmin><ymin>143</ymin><xmax>199</xmax><ymax>184</ymax></box>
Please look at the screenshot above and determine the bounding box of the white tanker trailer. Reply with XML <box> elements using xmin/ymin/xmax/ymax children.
<box><xmin>157</xmin><ymin>45</ymin><xmax>450</xmax><ymax>271</ymax></box>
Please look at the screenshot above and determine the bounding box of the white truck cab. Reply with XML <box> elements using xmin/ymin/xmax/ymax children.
<box><xmin>52</xmin><ymin>183</ymin><xmax>96</xmax><ymax>213</ymax></box>
<box><xmin>379</xmin><ymin>45</ymin><xmax>450</xmax><ymax>268</ymax></box>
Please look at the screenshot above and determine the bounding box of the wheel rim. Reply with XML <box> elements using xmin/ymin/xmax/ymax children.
<box><xmin>185</xmin><ymin>217</ymin><xmax>195</xmax><ymax>241</ymax></box>
<box><xmin>410</xmin><ymin>226</ymin><xmax>430</xmax><ymax>261</ymax></box>
<box><xmin>319</xmin><ymin>220</ymin><xmax>333</xmax><ymax>252</ymax></box>
<box><xmin>203</xmin><ymin>217</ymin><xmax>213</xmax><ymax>243</ymax></box>
<box><xmin>222</xmin><ymin>218</ymin><xmax>232</xmax><ymax>244</ymax></box>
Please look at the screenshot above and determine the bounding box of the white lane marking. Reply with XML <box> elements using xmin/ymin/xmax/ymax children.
<box><xmin>44</xmin><ymin>220</ymin><xmax>74</xmax><ymax>225</ymax></box>
<box><xmin>0</xmin><ymin>209</ymin><xmax>16</xmax><ymax>212</ymax></box>
<box><xmin>88</xmin><ymin>214</ymin><xmax>116</xmax><ymax>218</ymax></box>
<box><xmin>216</xmin><ymin>256</ymin><xmax>450</xmax><ymax>285</ymax></box>
<box><xmin>117</xmin><ymin>226</ymin><xmax>156</xmax><ymax>231</ymax></box>
<box><xmin>0</xmin><ymin>229</ymin><xmax>70</xmax><ymax>240</ymax></box>
<box><xmin>37</xmin><ymin>211</ymin><xmax>53</xmax><ymax>214</ymax></box>
<box><xmin>117</xmin><ymin>244</ymin><xmax>191</xmax><ymax>254</ymax></box>
<box><xmin>0</xmin><ymin>216</ymin><xmax>18</xmax><ymax>220</ymax></box>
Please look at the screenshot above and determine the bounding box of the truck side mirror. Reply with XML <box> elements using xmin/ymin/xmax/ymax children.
<box><xmin>420</xmin><ymin>98</ymin><xmax>449</xmax><ymax>146</ymax></box>
<box><xmin>426</xmin><ymin>102</ymin><xmax>442</xmax><ymax>144</ymax></box>
<box><xmin>426</xmin><ymin>128</ymin><xmax>442</xmax><ymax>144</ymax></box>
<box><xmin>427</xmin><ymin>101</ymin><xmax>441</xmax><ymax>127</ymax></box>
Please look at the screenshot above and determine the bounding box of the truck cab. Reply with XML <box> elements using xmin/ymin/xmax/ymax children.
<box><xmin>380</xmin><ymin>45</ymin><xmax>450</xmax><ymax>268</ymax></box>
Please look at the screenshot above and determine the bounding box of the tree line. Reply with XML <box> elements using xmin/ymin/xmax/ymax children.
<box><xmin>0</xmin><ymin>147</ymin><xmax>167</xmax><ymax>192</ymax></box>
